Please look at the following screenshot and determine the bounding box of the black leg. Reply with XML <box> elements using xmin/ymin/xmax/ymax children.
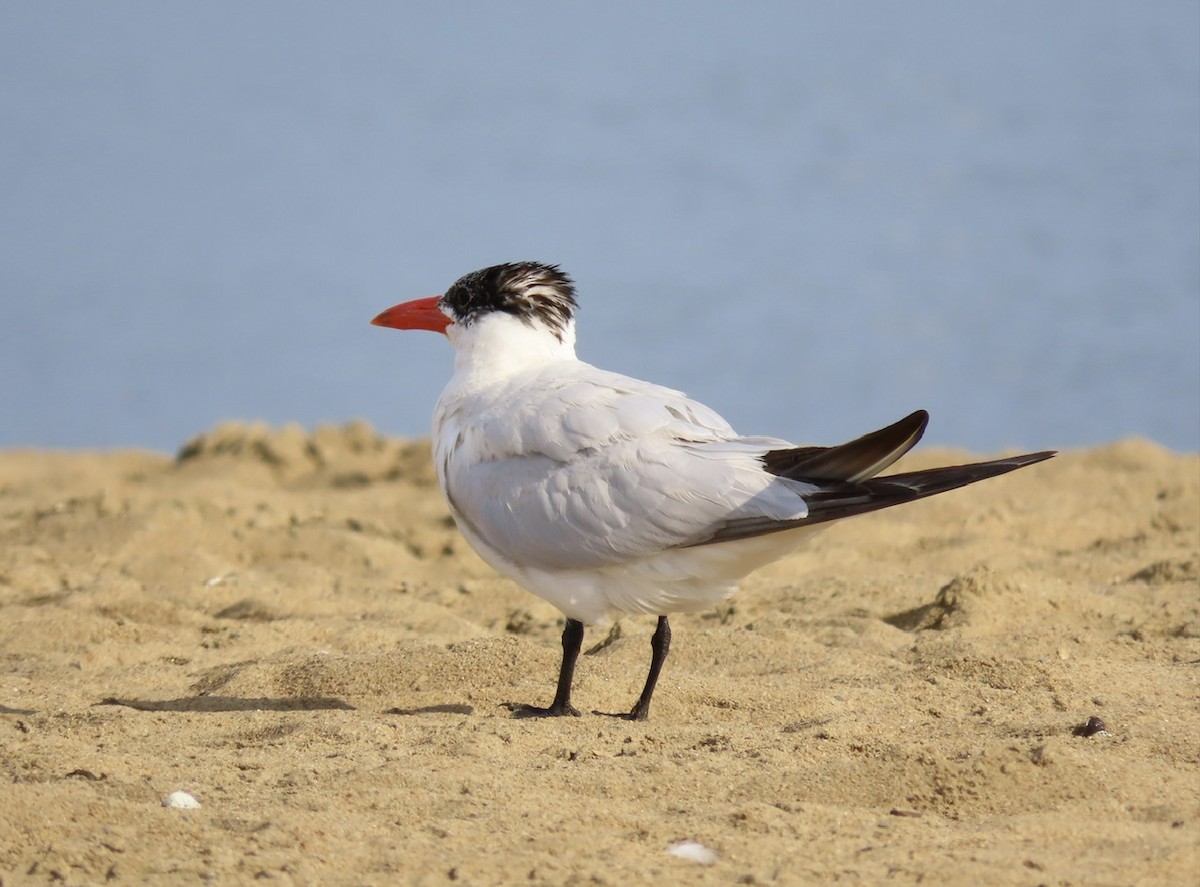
<box><xmin>627</xmin><ymin>616</ymin><xmax>671</xmax><ymax>721</ymax></box>
<box><xmin>509</xmin><ymin>618</ymin><xmax>583</xmax><ymax>718</ymax></box>
<box><xmin>596</xmin><ymin>616</ymin><xmax>672</xmax><ymax>721</ymax></box>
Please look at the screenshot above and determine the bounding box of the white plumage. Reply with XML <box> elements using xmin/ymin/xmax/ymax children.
<box><xmin>372</xmin><ymin>262</ymin><xmax>1054</xmax><ymax>719</ymax></box>
<box><xmin>435</xmin><ymin>336</ymin><xmax>819</xmax><ymax>623</ymax></box>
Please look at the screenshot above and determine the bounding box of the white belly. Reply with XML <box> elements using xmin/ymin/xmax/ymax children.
<box><xmin>454</xmin><ymin>511</ymin><xmax>823</xmax><ymax>624</ymax></box>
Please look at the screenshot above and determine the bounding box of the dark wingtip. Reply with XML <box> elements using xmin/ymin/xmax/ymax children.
<box><xmin>876</xmin><ymin>448</ymin><xmax>1057</xmax><ymax>496</ymax></box>
<box><xmin>764</xmin><ymin>409</ymin><xmax>931</xmax><ymax>482</ymax></box>
<box><xmin>1008</xmin><ymin>450</ymin><xmax>1057</xmax><ymax>466</ymax></box>
<box><xmin>691</xmin><ymin>442</ymin><xmax>1057</xmax><ymax>548</ymax></box>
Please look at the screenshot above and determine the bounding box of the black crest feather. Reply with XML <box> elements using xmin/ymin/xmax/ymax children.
<box><xmin>439</xmin><ymin>262</ymin><xmax>577</xmax><ymax>341</ymax></box>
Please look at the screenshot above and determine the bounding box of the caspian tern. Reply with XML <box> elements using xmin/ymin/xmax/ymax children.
<box><xmin>372</xmin><ymin>262</ymin><xmax>1055</xmax><ymax>720</ymax></box>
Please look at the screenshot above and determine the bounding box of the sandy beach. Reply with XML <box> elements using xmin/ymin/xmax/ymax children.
<box><xmin>1</xmin><ymin>422</ymin><xmax>1196</xmax><ymax>885</ymax></box>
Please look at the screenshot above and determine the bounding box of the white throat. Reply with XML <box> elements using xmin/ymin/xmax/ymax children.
<box><xmin>447</xmin><ymin>312</ymin><xmax>578</xmax><ymax>379</ymax></box>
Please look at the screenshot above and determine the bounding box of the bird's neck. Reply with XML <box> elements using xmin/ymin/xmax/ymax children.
<box><xmin>449</xmin><ymin>313</ymin><xmax>578</xmax><ymax>380</ymax></box>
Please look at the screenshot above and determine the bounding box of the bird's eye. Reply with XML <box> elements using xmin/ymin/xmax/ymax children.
<box><xmin>440</xmin><ymin>289</ymin><xmax>466</xmax><ymax>319</ymax></box>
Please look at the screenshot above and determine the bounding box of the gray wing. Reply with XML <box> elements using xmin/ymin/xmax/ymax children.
<box><xmin>440</xmin><ymin>366</ymin><xmax>813</xmax><ymax>571</ymax></box>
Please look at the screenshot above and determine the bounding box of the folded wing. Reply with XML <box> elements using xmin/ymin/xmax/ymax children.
<box><xmin>441</xmin><ymin>366</ymin><xmax>807</xmax><ymax>571</ymax></box>
<box><xmin>442</xmin><ymin>368</ymin><xmax>1055</xmax><ymax>570</ymax></box>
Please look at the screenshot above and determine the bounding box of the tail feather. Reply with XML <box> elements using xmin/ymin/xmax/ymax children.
<box><xmin>798</xmin><ymin>450</ymin><xmax>1058</xmax><ymax>527</ymax></box>
<box><xmin>763</xmin><ymin>410</ymin><xmax>929</xmax><ymax>482</ymax></box>
<box><xmin>689</xmin><ymin>412</ymin><xmax>1056</xmax><ymax>548</ymax></box>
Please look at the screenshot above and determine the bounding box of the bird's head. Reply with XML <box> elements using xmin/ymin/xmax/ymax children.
<box><xmin>371</xmin><ymin>262</ymin><xmax>578</xmax><ymax>349</ymax></box>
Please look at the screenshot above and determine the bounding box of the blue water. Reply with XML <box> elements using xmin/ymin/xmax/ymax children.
<box><xmin>2</xmin><ymin>3</ymin><xmax>1197</xmax><ymax>453</ymax></box>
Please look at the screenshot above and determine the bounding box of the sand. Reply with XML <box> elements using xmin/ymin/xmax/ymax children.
<box><xmin>1</xmin><ymin>421</ymin><xmax>1197</xmax><ymax>886</ymax></box>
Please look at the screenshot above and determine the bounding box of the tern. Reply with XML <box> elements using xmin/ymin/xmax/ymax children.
<box><xmin>372</xmin><ymin>262</ymin><xmax>1054</xmax><ymax>720</ymax></box>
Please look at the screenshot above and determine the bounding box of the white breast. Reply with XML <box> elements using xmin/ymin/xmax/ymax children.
<box><xmin>431</xmin><ymin>346</ymin><xmax>814</xmax><ymax>624</ymax></box>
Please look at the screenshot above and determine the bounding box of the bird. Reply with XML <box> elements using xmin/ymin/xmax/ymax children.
<box><xmin>371</xmin><ymin>261</ymin><xmax>1055</xmax><ymax>720</ymax></box>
